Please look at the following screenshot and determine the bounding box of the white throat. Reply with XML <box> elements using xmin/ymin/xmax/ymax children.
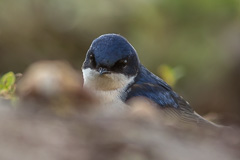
<box><xmin>82</xmin><ymin>68</ymin><xmax>135</xmax><ymax>106</ymax></box>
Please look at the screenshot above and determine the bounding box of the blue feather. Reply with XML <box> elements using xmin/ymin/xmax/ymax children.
<box><xmin>125</xmin><ymin>65</ymin><xmax>179</xmax><ymax>108</ymax></box>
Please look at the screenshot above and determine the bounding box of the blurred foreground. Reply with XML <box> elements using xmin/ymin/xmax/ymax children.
<box><xmin>0</xmin><ymin>61</ymin><xmax>239</xmax><ymax>160</ymax></box>
<box><xmin>0</xmin><ymin>100</ymin><xmax>239</xmax><ymax>160</ymax></box>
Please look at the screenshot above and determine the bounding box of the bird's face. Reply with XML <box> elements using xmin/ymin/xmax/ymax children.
<box><xmin>82</xmin><ymin>34</ymin><xmax>139</xmax><ymax>91</ymax></box>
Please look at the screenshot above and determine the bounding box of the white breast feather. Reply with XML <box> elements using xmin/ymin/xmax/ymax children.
<box><xmin>82</xmin><ymin>68</ymin><xmax>135</xmax><ymax>107</ymax></box>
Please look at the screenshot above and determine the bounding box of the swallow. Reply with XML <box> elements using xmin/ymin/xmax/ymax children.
<box><xmin>82</xmin><ymin>33</ymin><xmax>219</xmax><ymax>127</ymax></box>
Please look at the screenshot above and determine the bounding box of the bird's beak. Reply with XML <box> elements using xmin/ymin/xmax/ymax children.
<box><xmin>97</xmin><ymin>67</ymin><xmax>110</xmax><ymax>75</ymax></box>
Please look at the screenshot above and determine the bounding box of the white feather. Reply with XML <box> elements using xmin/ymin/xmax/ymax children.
<box><xmin>82</xmin><ymin>68</ymin><xmax>135</xmax><ymax>107</ymax></box>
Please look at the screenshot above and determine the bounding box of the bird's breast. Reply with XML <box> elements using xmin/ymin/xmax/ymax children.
<box><xmin>95</xmin><ymin>89</ymin><xmax>125</xmax><ymax>106</ymax></box>
<box><xmin>82</xmin><ymin>68</ymin><xmax>135</xmax><ymax>107</ymax></box>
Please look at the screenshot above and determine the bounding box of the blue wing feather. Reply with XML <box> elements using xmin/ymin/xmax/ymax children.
<box><xmin>125</xmin><ymin>65</ymin><xmax>182</xmax><ymax>109</ymax></box>
<box><xmin>126</xmin><ymin>83</ymin><xmax>179</xmax><ymax>108</ymax></box>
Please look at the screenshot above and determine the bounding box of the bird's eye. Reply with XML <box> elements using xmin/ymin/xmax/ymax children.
<box><xmin>113</xmin><ymin>59</ymin><xmax>128</xmax><ymax>70</ymax></box>
<box><xmin>89</xmin><ymin>53</ymin><xmax>96</xmax><ymax>67</ymax></box>
<box><xmin>89</xmin><ymin>53</ymin><xmax>94</xmax><ymax>60</ymax></box>
<box><xmin>120</xmin><ymin>59</ymin><xmax>128</xmax><ymax>67</ymax></box>
<box><xmin>122</xmin><ymin>59</ymin><xmax>128</xmax><ymax>65</ymax></box>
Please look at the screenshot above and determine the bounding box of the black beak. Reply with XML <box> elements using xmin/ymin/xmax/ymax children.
<box><xmin>97</xmin><ymin>67</ymin><xmax>110</xmax><ymax>75</ymax></box>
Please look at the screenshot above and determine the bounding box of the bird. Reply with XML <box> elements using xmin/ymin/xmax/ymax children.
<box><xmin>82</xmin><ymin>33</ymin><xmax>219</xmax><ymax>127</ymax></box>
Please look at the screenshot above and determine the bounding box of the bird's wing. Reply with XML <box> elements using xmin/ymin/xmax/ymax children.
<box><xmin>126</xmin><ymin>83</ymin><xmax>218</xmax><ymax>127</ymax></box>
<box><xmin>126</xmin><ymin>83</ymin><xmax>181</xmax><ymax>108</ymax></box>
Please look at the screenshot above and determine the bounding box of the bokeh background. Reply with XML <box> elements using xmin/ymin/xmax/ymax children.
<box><xmin>0</xmin><ymin>0</ymin><xmax>240</xmax><ymax>124</ymax></box>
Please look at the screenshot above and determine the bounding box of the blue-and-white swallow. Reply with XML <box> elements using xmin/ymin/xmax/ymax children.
<box><xmin>82</xmin><ymin>33</ymin><xmax>219</xmax><ymax>127</ymax></box>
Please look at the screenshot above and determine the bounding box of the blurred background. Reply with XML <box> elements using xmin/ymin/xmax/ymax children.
<box><xmin>0</xmin><ymin>0</ymin><xmax>240</xmax><ymax>124</ymax></box>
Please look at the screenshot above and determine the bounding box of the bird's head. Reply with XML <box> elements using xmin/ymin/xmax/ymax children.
<box><xmin>82</xmin><ymin>34</ymin><xmax>140</xmax><ymax>91</ymax></box>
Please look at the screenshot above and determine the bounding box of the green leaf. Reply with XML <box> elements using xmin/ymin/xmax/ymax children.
<box><xmin>157</xmin><ymin>64</ymin><xmax>185</xmax><ymax>87</ymax></box>
<box><xmin>0</xmin><ymin>72</ymin><xmax>16</xmax><ymax>90</ymax></box>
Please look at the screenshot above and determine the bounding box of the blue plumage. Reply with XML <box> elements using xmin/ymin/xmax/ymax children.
<box><xmin>125</xmin><ymin>64</ymin><xmax>179</xmax><ymax>108</ymax></box>
<box><xmin>90</xmin><ymin>34</ymin><xmax>138</xmax><ymax>68</ymax></box>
